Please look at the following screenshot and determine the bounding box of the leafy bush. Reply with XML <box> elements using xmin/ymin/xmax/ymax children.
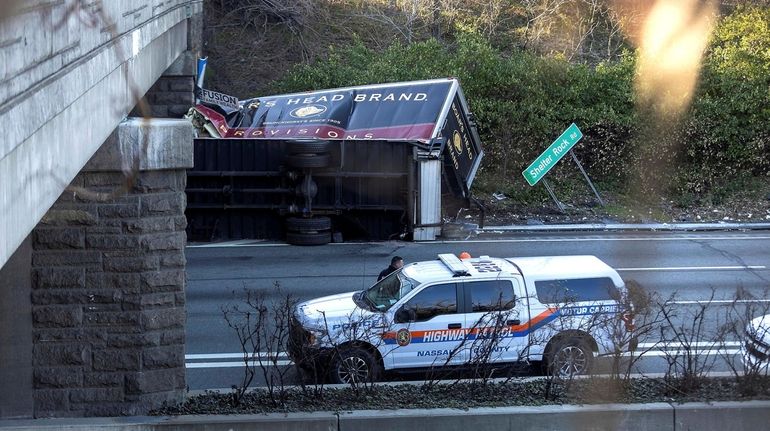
<box><xmin>271</xmin><ymin>32</ymin><xmax>636</xmax><ymax>181</ymax></box>
<box><xmin>678</xmin><ymin>6</ymin><xmax>770</xmax><ymax>194</ymax></box>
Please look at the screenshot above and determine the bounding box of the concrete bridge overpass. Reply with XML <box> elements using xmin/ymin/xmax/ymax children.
<box><xmin>1</xmin><ymin>0</ymin><xmax>200</xmax><ymax>267</ymax></box>
<box><xmin>1</xmin><ymin>0</ymin><xmax>202</xmax><ymax>418</ymax></box>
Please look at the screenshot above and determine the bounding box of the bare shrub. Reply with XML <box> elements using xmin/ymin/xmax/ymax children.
<box><xmin>465</xmin><ymin>307</ymin><xmax>525</xmax><ymax>384</ymax></box>
<box><xmin>656</xmin><ymin>289</ymin><xmax>721</xmax><ymax>395</ymax></box>
<box><xmin>541</xmin><ymin>297</ymin><xmax>606</xmax><ymax>400</ymax></box>
<box><xmin>221</xmin><ymin>282</ymin><xmax>297</xmax><ymax>406</ymax></box>
<box><xmin>292</xmin><ymin>308</ymin><xmax>395</xmax><ymax>394</ymax></box>
<box><xmin>420</xmin><ymin>288</ymin><xmax>536</xmax><ymax>390</ymax></box>
<box><xmin>419</xmin><ymin>309</ymin><xmax>506</xmax><ymax>390</ymax></box>
<box><xmin>520</xmin><ymin>0</ymin><xmax>633</xmax><ymax>62</ymax></box>
<box><xmin>600</xmin><ymin>280</ymin><xmax>664</xmax><ymax>383</ymax></box>
<box><xmin>219</xmin><ymin>0</ymin><xmax>315</xmax><ymax>28</ymax></box>
<box><xmin>717</xmin><ymin>286</ymin><xmax>770</xmax><ymax>396</ymax></box>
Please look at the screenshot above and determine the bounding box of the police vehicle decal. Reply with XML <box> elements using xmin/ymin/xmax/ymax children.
<box><xmin>417</xmin><ymin>349</ymin><xmax>452</xmax><ymax>357</ymax></box>
<box><xmin>396</xmin><ymin>328</ymin><xmax>411</xmax><ymax>346</ymax></box>
<box><xmin>382</xmin><ymin>305</ymin><xmax>621</xmax><ymax>345</ymax></box>
<box><xmin>383</xmin><ymin>307</ymin><xmax>559</xmax><ymax>345</ymax></box>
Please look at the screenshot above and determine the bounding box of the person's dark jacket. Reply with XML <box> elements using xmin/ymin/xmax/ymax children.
<box><xmin>378</xmin><ymin>265</ymin><xmax>399</xmax><ymax>281</ymax></box>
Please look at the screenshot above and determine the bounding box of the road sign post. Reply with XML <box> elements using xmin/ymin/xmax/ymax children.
<box><xmin>521</xmin><ymin>123</ymin><xmax>604</xmax><ymax>210</ymax></box>
<box><xmin>569</xmin><ymin>149</ymin><xmax>604</xmax><ymax>206</ymax></box>
<box><xmin>541</xmin><ymin>178</ymin><xmax>566</xmax><ymax>212</ymax></box>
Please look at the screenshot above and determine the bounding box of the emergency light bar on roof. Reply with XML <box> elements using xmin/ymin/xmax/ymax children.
<box><xmin>438</xmin><ymin>253</ymin><xmax>470</xmax><ymax>277</ymax></box>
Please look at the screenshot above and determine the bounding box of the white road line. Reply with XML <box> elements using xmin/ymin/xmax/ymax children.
<box><xmin>188</xmin><ymin>241</ymin><xmax>395</xmax><ymax>248</ymax></box>
<box><xmin>624</xmin><ymin>349</ymin><xmax>741</xmax><ymax>357</ymax></box>
<box><xmin>670</xmin><ymin>299</ymin><xmax>770</xmax><ymax>305</ymax></box>
<box><xmin>186</xmin><ymin>343</ymin><xmax>746</xmax><ymax>369</ymax></box>
<box><xmin>188</xmin><ymin>345</ymin><xmax>748</xmax><ymax>360</ymax></box>
<box><xmin>186</xmin><ymin>353</ymin><xmax>289</xmax><ymax>360</ymax></box>
<box><xmin>188</xmin><ymin>241</ymin><xmax>290</xmax><ymax>248</ymax></box>
<box><xmin>187</xmin><ymin>235</ymin><xmax>770</xmax><ymax>248</ymax></box>
<box><xmin>442</xmin><ymin>236</ymin><xmax>770</xmax><ymax>244</ymax></box>
<box><xmin>617</xmin><ymin>265</ymin><xmax>765</xmax><ymax>271</ymax></box>
<box><xmin>636</xmin><ymin>341</ymin><xmax>743</xmax><ymax>348</ymax></box>
<box><xmin>186</xmin><ymin>360</ymin><xmax>294</xmax><ymax>369</ymax></box>
<box><xmin>186</xmin><ymin>351</ymin><xmax>744</xmax><ymax>368</ymax></box>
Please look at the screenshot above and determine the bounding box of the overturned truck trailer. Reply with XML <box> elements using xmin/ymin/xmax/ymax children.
<box><xmin>186</xmin><ymin>78</ymin><xmax>484</xmax><ymax>244</ymax></box>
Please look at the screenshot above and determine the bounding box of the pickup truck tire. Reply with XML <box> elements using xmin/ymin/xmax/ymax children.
<box><xmin>329</xmin><ymin>347</ymin><xmax>381</xmax><ymax>384</ymax></box>
<box><xmin>286</xmin><ymin>153</ymin><xmax>331</xmax><ymax>168</ymax></box>
<box><xmin>288</xmin><ymin>141</ymin><xmax>332</xmax><ymax>154</ymax></box>
<box><xmin>546</xmin><ymin>337</ymin><xmax>593</xmax><ymax>378</ymax></box>
<box><xmin>286</xmin><ymin>231</ymin><xmax>332</xmax><ymax>246</ymax></box>
<box><xmin>286</xmin><ymin>216</ymin><xmax>332</xmax><ymax>232</ymax></box>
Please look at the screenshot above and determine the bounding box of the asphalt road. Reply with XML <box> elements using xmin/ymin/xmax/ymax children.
<box><xmin>184</xmin><ymin>231</ymin><xmax>770</xmax><ymax>390</ymax></box>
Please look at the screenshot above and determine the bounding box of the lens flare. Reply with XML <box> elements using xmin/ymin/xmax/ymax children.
<box><xmin>633</xmin><ymin>0</ymin><xmax>717</xmax><ymax>117</ymax></box>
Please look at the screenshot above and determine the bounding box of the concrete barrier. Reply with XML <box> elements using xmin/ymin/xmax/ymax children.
<box><xmin>338</xmin><ymin>403</ymin><xmax>674</xmax><ymax>431</ymax></box>
<box><xmin>674</xmin><ymin>401</ymin><xmax>770</xmax><ymax>431</ymax></box>
<box><xmin>1</xmin><ymin>401</ymin><xmax>769</xmax><ymax>431</ymax></box>
<box><xmin>0</xmin><ymin>413</ymin><xmax>338</xmax><ymax>431</ymax></box>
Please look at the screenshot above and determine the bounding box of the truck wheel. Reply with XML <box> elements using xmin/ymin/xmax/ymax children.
<box><xmin>287</xmin><ymin>153</ymin><xmax>331</xmax><ymax>168</ymax></box>
<box><xmin>329</xmin><ymin>347</ymin><xmax>381</xmax><ymax>384</ymax></box>
<box><xmin>546</xmin><ymin>337</ymin><xmax>593</xmax><ymax>378</ymax></box>
<box><xmin>288</xmin><ymin>140</ymin><xmax>331</xmax><ymax>154</ymax></box>
<box><xmin>286</xmin><ymin>216</ymin><xmax>332</xmax><ymax>232</ymax></box>
<box><xmin>286</xmin><ymin>231</ymin><xmax>332</xmax><ymax>246</ymax></box>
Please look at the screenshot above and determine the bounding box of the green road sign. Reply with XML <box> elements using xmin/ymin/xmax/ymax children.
<box><xmin>522</xmin><ymin>123</ymin><xmax>583</xmax><ymax>186</ymax></box>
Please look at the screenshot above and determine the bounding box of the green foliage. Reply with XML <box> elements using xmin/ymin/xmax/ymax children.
<box><xmin>708</xmin><ymin>6</ymin><xmax>770</xmax><ymax>81</ymax></box>
<box><xmin>272</xmin><ymin>32</ymin><xmax>637</xmax><ymax>183</ymax></box>
<box><xmin>270</xmin><ymin>6</ymin><xmax>770</xmax><ymax>198</ymax></box>
<box><xmin>678</xmin><ymin>5</ymin><xmax>770</xmax><ymax>194</ymax></box>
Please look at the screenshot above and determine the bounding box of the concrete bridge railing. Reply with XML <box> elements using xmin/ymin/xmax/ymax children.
<box><xmin>1</xmin><ymin>0</ymin><xmax>202</xmax><ymax>419</ymax></box>
<box><xmin>0</xmin><ymin>0</ymin><xmax>202</xmax><ymax>269</ymax></box>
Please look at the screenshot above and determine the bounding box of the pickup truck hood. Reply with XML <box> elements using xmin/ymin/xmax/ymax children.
<box><xmin>749</xmin><ymin>314</ymin><xmax>770</xmax><ymax>340</ymax></box>
<box><xmin>295</xmin><ymin>291</ymin><xmax>382</xmax><ymax>331</ymax></box>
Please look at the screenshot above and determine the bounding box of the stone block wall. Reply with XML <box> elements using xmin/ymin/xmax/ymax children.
<box><xmin>29</xmin><ymin>119</ymin><xmax>192</xmax><ymax>417</ymax></box>
<box><xmin>142</xmin><ymin>77</ymin><xmax>195</xmax><ymax>118</ymax></box>
<box><xmin>0</xmin><ymin>236</ymin><xmax>34</xmax><ymax>418</ymax></box>
<box><xmin>132</xmin><ymin>51</ymin><xmax>196</xmax><ymax>119</ymax></box>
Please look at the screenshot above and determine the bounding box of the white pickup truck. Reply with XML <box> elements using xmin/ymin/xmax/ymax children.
<box><xmin>743</xmin><ymin>314</ymin><xmax>770</xmax><ymax>374</ymax></box>
<box><xmin>289</xmin><ymin>253</ymin><xmax>637</xmax><ymax>383</ymax></box>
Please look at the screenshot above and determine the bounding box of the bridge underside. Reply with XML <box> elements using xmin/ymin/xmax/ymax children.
<box><xmin>0</xmin><ymin>1</ymin><xmax>201</xmax><ymax>419</ymax></box>
<box><xmin>0</xmin><ymin>1</ymin><xmax>200</xmax><ymax>269</ymax></box>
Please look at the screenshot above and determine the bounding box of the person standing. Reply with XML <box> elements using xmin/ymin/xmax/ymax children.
<box><xmin>378</xmin><ymin>256</ymin><xmax>404</xmax><ymax>281</ymax></box>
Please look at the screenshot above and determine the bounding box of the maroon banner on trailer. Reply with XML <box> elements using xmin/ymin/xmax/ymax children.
<box><xmin>193</xmin><ymin>79</ymin><xmax>456</xmax><ymax>143</ymax></box>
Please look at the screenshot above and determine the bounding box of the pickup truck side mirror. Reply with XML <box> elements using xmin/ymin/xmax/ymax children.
<box><xmin>395</xmin><ymin>307</ymin><xmax>416</xmax><ymax>323</ymax></box>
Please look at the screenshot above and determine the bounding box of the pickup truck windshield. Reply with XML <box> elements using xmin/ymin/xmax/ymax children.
<box><xmin>365</xmin><ymin>270</ymin><xmax>417</xmax><ymax>311</ymax></box>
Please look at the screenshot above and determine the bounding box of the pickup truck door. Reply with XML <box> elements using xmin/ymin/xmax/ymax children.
<box><xmin>388</xmin><ymin>282</ymin><xmax>467</xmax><ymax>368</ymax></box>
<box><xmin>461</xmin><ymin>279</ymin><xmax>527</xmax><ymax>364</ymax></box>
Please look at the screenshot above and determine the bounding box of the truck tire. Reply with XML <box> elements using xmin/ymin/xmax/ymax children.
<box><xmin>286</xmin><ymin>153</ymin><xmax>331</xmax><ymax>169</ymax></box>
<box><xmin>545</xmin><ymin>337</ymin><xmax>594</xmax><ymax>378</ymax></box>
<box><xmin>286</xmin><ymin>231</ymin><xmax>332</xmax><ymax>246</ymax></box>
<box><xmin>329</xmin><ymin>346</ymin><xmax>382</xmax><ymax>384</ymax></box>
<box><xmin>288</xmin><ymin>141</ymin><xmax>332</xmax><ymax>154</ymax></box>
<box><xmin>286</xmin><ymin>216</ymin><xmax>332</xmax><ymax>232</ymax></box>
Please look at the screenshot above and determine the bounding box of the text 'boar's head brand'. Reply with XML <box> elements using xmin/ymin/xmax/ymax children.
<box><xmin>280</xmin><ymin>92</ymin><xmax>429</xmax><ymax>107</ymax></box>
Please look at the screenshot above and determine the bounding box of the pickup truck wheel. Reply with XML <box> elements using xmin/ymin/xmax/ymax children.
<box><xmin>330</xmin><ymin>347</ymin><xmax>381</xmax><ymax>384</ymax></box>
<box><xmin>547</xmin><ymin>337</ymin><xmax>593</xmax><ymax>378</ymax></box>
